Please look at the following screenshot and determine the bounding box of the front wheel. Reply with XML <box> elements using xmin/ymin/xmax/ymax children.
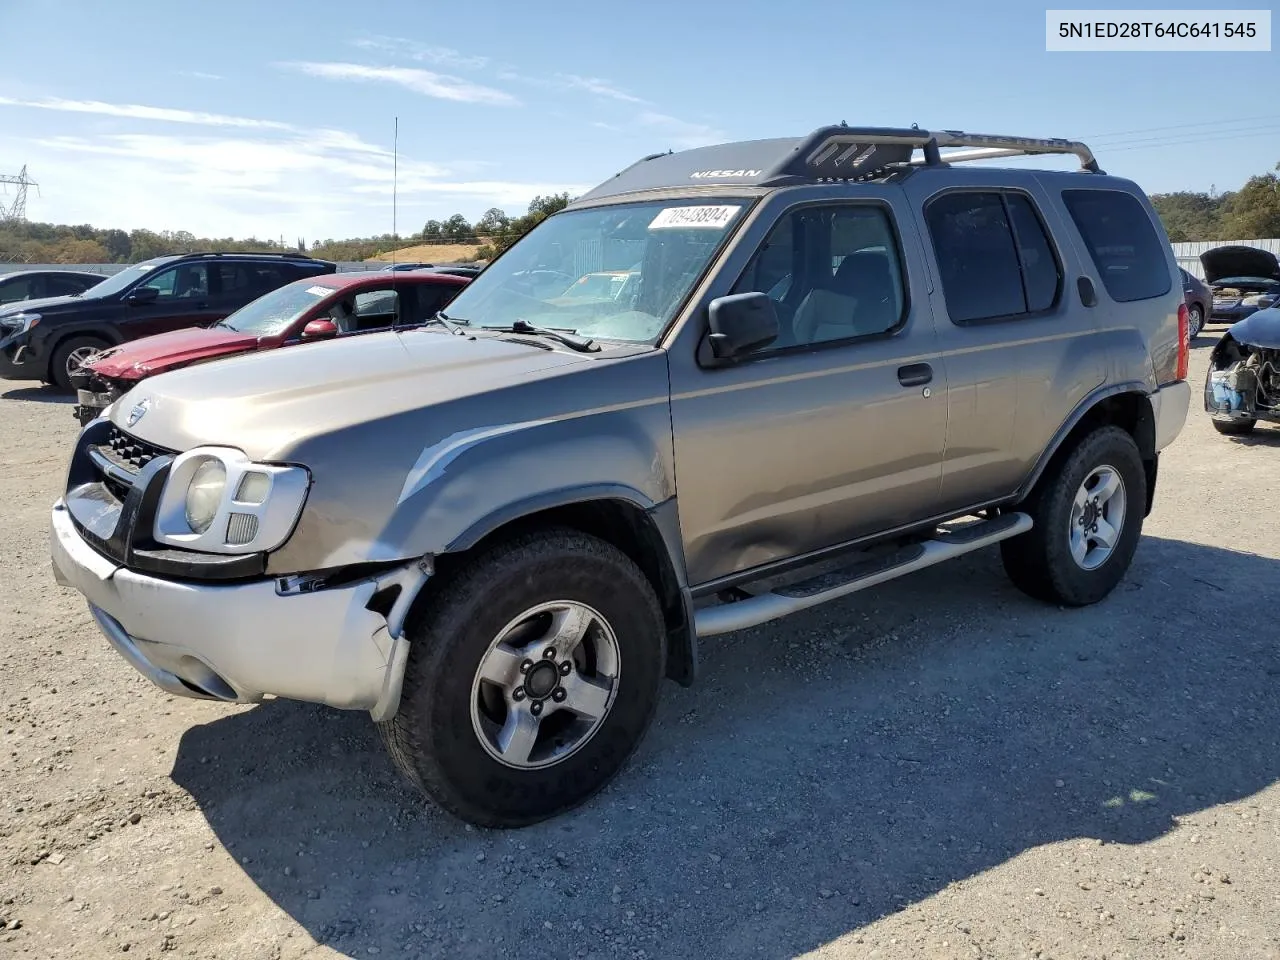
<box><xmin>50</xmin><ymin>335</ymin><xmax>108</xmax><ymax>392</ymax></box>
<box><xmin>1211</xmin><ymin>417</ymin><xmax>1256</xmax><ymax>436</ymax></box>
<box><xmin>378</xmin><ymin>528</ymin><xmax>666</xmax><ymax>828</ymax></box>
<box><xmin>1001</xmin><ymin>426</ymin><xmax>1146</xmax><ymax>607</ymax></box>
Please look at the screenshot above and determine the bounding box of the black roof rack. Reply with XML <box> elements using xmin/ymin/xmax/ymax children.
<box><xmin>572</xmin><ymin>124</ymin><xmax>1103</xmax><ymax>204</ymax></box>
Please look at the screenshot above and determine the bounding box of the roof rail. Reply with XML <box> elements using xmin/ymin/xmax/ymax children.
<box><xmin>762</xmin><ymin>125</ymin><xmax>1102</xmax><ymax>184</ymax></box>
<box><xmin>177</xmin><ymin>251</ymin><xmax>317</xmax><ymax>260</ymax></box>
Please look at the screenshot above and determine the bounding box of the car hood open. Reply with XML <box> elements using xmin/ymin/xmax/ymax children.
<box><xmin>1200</xmin><ymin>245</ymin><xmax>1280</xmax><ymax>286</ymax></box>
<box><xmin>86</xmin><ymin>326</ymin><xmax>260</xmax><ymax>379</ymax></box>
<box><xmin>111</xmin><ymin>328</ymin><xmax>603</xmax><ymax>460</ymax></box>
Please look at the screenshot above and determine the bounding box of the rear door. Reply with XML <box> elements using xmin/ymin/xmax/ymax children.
<box><xmin>121</xmin><ymin>262</ymin><xmax>223</xmax><ymax>338</ymax></box>
<box><xmin>902</xmin><ymin>176</ymin><xmax>1105</xmax><ymax>515</ymax></box>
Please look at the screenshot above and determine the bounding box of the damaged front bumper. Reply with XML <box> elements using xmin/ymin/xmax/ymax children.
<box><xmin>70</xmin><ymin>370</ymin><xmax>124</xmax><ymax>426</ymax></box>
<box><xmin>50</xmin><ymin>499</ymin><xmax>430</xmax><ymax>721</ymax></box>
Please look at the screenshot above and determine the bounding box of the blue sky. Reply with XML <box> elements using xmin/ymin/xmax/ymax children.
<box><xmin>1</xmin><ymin>0</ymin><xmax>1275</xmax><ymax>241</ymax></box>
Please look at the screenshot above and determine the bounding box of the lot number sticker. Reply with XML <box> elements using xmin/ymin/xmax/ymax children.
<box><xmin>305</xmin><ymin>286</ymin><xmax>332</xmax><ymax>296</ymax></box>
<box><xmin>648</xmin><ymin>205</ymin><xmax>741</xmax><ymax>229</ymax></box>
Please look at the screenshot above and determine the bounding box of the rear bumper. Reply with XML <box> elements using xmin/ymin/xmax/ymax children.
<box><xmin>1151</xmin><ymin>379</ymin><xmax>1191</xmax><ymax>450</ymax></box>
<box><xmin>50</xmin><ymin>498</ymin><xmax>425</xmax><ymax>719</ymax></box>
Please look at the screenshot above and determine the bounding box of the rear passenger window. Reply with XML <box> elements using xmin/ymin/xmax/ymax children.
<box><xmin>1062</xmin><ymin>190</ymin><xmax>1171</xmax><ymax>302</ymax></box>
<box><xmin>926</xmin><ymin>191</ymin><xmax>1061</xmax><ymax>324</ymax></box>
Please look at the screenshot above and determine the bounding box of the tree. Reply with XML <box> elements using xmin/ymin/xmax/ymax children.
<box><xmin>421</xmin><ymin>220</ymin><xmax>443</xmax><ymax>241</ymax></box>
<box><xmin>527</xmin><ymin>193</ymin><xmax>570</xmax><ymax>218</ymax></box>
<box><xmin>1216</xmin><ymin>169</ymin><xmax>1280</xmax><ymax>239</ymax></box>
<box><xmin>100</xmin><ymin>229</ymin><xmax>131</xmax><ymax>262</ymax></box>
<box><xmin>442</xmin><ymin>214</ymin><xmax>473</xmax><ymax>242</ymax></box>
<box><xmin>1149</xmin><ymin>191</ymin><xmax>1223</xmax><ymax>242</ymax></box>
<box><xmin>476</xmin><ymin>207</ymin><xmax>510</xmax><ymax>237</ymax></box>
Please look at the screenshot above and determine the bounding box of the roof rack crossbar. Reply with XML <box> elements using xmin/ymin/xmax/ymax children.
<box><xmin>762</xmin><ymin>125</ymin><xmax>1102</xmax><ymax>184</ymax></box>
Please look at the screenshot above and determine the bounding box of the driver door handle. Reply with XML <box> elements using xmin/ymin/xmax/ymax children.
<box><xmin>898</xmin><ymin>362</ymin><xmax>933</xmax><ymax>387</ymax></box>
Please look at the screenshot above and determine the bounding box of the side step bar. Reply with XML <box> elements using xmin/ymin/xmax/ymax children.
<box><xmin>694</xmin><ymin>512</ymin><xmax>1033</xmax><ymax>637</ymax></box>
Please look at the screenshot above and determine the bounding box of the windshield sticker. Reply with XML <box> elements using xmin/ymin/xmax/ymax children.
<box><xmin>648</xmin><ymin>205</ymin><xmax>741</xmax><ymax>230</ymax></box>
<box><xmin>304</xmin><ymin>286</ymin><xmax>331</xmax><ymax>296</ymax></box>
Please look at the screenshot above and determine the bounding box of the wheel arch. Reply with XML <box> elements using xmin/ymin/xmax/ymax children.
<box><xmin>427</xmin><ymin>489</ymin><xmax>697</xmax><ymax>687</ymax></box>
<box><xmin>1017</xmin><ymin>383</ymin><xmax>1158</xmax><ymax>516</ymax></box>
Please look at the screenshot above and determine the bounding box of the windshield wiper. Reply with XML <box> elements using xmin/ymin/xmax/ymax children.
<box><xmin>421</xmin><ymin>310</ymin><xmax>469</xmax><ymax>335</ymax></box>
<box><xmin>499</xmin><ymin>319</ymin><xmax>599</xmax><ymax>353</ymax></box>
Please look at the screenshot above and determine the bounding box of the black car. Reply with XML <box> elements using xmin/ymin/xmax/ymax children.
<box><xmin>0</xmin><ymin>252</ymin><xmax>336</xmax><ymax>390</ymax></box>
<box><xmin>0</xmin><ymin>269</ymin><xmax>105</xmax><ymax>305</ymax></box>
<box><xmin>1201</xmin><ymin>245</ymin><xmax>1280</xmax><ymax>325</ymax></box>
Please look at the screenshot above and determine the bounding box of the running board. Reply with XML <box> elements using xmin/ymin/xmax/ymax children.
<box><xmin>694</xmin><ymin>512</ymin><xmax>1033</xmax><ymax>637</ymax></box>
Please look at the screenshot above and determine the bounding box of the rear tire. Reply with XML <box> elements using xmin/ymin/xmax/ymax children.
<box><xmin>378</xmin><ymin>528</ymin><xmax>666</xmax><ymax>828</ymax></box>
<box><xmin>1188</xmin><ymin>304</ymin><xmax>1204</xmax><ymax>338</ymax></box>
<box><xmin>49</xmin><ymin>335</ymin><xmax>109</xmax><ymax>392</ymax></box>
<box><xmin>1001</xmin><ymin>426</ymin><xmax>1146</xmax><ymax>607</ymax></box>
<box><xmin>1211</xmin><ymin>417</ymin><xmax>1256</xmax><ymax>436</ymax></box>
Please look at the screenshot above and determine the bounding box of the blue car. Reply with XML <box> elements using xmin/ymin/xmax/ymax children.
<box><xmin>1201</xmin><ymin>245</ymin><xmax>1280</xmax><ymax>324</ymax></box>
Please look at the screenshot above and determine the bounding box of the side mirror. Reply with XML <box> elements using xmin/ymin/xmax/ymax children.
<box><xmin>302</xmin><ymin>318</ymin><xmax>338</xmax><ymax>339</ymax></box>
<box><xmin>125</xmin><ymin>287</ymin><xmax>160</xmax><ymax>305</ymax></box>
<box><xmin>706</xmin><ymin>292</ymin><xmax>779</xmax><ymax>361</ymax></box>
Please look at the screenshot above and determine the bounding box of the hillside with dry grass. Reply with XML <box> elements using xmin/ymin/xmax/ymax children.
<box><xmin>366</xmin><ymin>242</ymin><xmax>486</xmax><ymax>264</ymax></box>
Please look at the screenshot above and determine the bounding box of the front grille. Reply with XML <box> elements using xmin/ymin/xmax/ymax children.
<box><xmin>97</xmin><ymin>425</ymin><xmax>172</xmax><ymax>475</ymax></box>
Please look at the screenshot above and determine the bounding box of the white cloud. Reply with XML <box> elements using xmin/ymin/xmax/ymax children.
<box><xmin>352</xmin><ymin>36</ymin><xmax>489</xmax><ymax>70</ymax></box>
<box><xmin>19</xmin><ymin>127</ymin><xmax>582</xmax><ymax>238</ymax></box>
<box><xmin>637</xmin><ymin>111</ymin><xmax>725</xmax><ymax>149</ymax></box>
<box><xmin>0</xmin><ymin>95</ymin><xmax>291</xmax><ymax>131</ymax></box>
<box><xmin>278</xmin><ymin>61</ymin><xmax>517</xmax><ymax>106</ymax></box>
<box><xmin>496</xmin><ymin>70</ymin><xmax>647</xmax><ymax>105</ymax></box>
<box><xmin>557</xmin><ymin>75</ymin><xmax>647</xmax><ymax>104</ymax></box>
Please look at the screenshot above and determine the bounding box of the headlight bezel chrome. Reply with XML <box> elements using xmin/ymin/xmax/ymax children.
<box><xmin>153</xmin><ymin>446</ymin><xmax>310</xmax><ymax>554</ymax></box>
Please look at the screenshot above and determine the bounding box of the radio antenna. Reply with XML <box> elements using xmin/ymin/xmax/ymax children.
<box><xmin>391</xmin><ymin>116</ymin><xmax>399</xmax><ymax>270</ymax></box>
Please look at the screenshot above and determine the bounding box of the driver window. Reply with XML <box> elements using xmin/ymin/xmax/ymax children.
<box><xmin>731</xmin><ymin>204</ymin><xmax>907</xmax><ymax>351</ymax></box>
<box><xmin>139</xmin><ymin>264</ymin><xmax>209</xmax><ymax>302</ymax></box>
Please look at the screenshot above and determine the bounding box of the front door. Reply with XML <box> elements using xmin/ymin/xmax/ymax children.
<box><xmin>121</xmin><ymin>262</ymin><xmax>223</xmax><ymax>339</ymax></box>
<box><xmin>667</xmin><ymin>194</ymin><xmax>948</xmax><ymax>587</ymax></box>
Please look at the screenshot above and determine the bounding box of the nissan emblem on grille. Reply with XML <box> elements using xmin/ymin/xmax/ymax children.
<box><xmin>126</xmin><ymin>398</ymin><xmax>150</xmax><ymax>427</ymax></box>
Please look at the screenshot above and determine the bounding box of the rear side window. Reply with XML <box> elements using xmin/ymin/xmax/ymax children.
<box><xmin>926</xmin><ymin>191</ymin><xmax>1061</xmax><ymax>324</ymax></box>
<box><xmin>48</xmin><ymin>275</ymin><xmax>97</xmax><ymax>296</ymax></box>
<box><xmin>0</xmin><ymin>276</ymin><xmax>36</xmax><ymax>303</ymax></box>
<box><xmin>1061</xmin><ymin>189</ymin><xmax>1171</xmax><ymax>302</ymax></box>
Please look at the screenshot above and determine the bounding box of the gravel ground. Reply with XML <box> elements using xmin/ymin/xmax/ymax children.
<box><xmin>2</xmin><ymin>333</ymin><xmax>1279</xmax><ymax>960</ymax></box>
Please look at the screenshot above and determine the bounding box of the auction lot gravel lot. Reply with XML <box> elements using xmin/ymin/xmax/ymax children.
<box><xmin>2</xmin><ymin>335</ymin><xmax>1278</xmax><ymax>960</ymax></box>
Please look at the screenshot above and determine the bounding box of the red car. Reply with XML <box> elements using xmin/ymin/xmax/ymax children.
<box><xmin>72</xmin><ymin>270</ymin><xmax>470</xmax><ymax>424</ymax></box>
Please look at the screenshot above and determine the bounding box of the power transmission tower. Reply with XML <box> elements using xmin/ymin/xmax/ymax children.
<box><xmin>0</xmin><ymin>166</ymin><xmax>39</xmax><ymax>223</ymax></box>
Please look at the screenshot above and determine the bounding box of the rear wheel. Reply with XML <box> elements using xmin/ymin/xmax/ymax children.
<box><xmin>1001</xmin><ymin>426</ymin><xmax>1146</xmax><ymax>606</ymax></box>
<box><xmin>378</xmin><ymin>528</ymin><xmax>666</xmax><ymax>828</ymax></box>
<box><xmin>1188</xmin><ymin>304</ymin><xmax>1204</xmax><ymax>338</ymax></box>
<box><xmin>1211</xmin><ymin>417</ymin><xmax>1256</xmax><ymax>436</ymax></box>
<box><xmin>49</xmin><ymin>335</ymin><xmax>109</xmax><ymax>392</ymax></box>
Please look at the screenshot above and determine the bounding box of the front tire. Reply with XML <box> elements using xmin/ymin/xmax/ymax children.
<box><xmin>1211</xmin><ymin>417</ymin><xmax>1256</xmax><ymax>436</ymax></box>
<box><xmin>49</xmin><ymin>335</ymin><xmax>109</xmax><ymax>392</ymax></box>
<box><xmin>1001</xmin><ymin>426</ymin><xmax>1146</xmax><ymax>607</ymax></box>
<box><xmin>378</xmin><ymin>528</ymin><xmax>666</xmax><ymax>828</ymax></box>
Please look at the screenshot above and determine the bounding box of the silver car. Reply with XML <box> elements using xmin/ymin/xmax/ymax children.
<box><xmin>50</xmin><ymin>126</ymin><xmax>1191</xmax><ymax>827</ymax></box>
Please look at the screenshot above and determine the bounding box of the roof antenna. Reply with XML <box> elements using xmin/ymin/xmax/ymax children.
<box><xmin>391</xmin><ymin>116</ymin><xmax>399</xmax><ymax>272</ymax></box>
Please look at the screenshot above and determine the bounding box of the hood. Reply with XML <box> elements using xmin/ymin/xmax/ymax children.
<box><xmin>114</xmin><ymin>328</ymin><xmax>602</xmax><ymax>459</ymax></box>
<box><xmin>1200</xmin><ymin>245</ymin><xmax>1280</xmax><ymax>286</ymax></box>
<box><xmin>1225</xmin><ymin>306</ymin><xmax>1280</xmax><ymax>349</ymax></box>
<box><xmin>86</xmin><ymin>326</ymin><xmax>259</xmax><ymax>379</ymax></box>
<box><xmin>0</xmin><ymin>293</ymin><xmax>90</xmax><ymax>319</ymax></box>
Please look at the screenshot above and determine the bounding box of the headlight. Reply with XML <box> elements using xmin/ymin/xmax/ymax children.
<box><xmin>0</xmin><ymin>312</ymin><xmax>40</xmax><ymax>334</ymax></box>
<box><xmin>184</xmin><ymin>459</ymin><xmax>226</xmax><ymax>533</ymax></box>
<box><xmin>152</xmin><ymin>447</ymin><xmax>310</xmax><ymax>554</ymax></box>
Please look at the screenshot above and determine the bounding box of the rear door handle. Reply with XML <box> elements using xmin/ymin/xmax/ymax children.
<box><xmin>898</xmin><ymin>362</ymin><xmax>933</xmax><ymax>387</ymax></box>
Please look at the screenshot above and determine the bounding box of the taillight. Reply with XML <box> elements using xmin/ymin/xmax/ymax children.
<box><xmin>1176</xmin><ymin>302</ymin><xmax>1190</xmax><ymax>381</ymax></box>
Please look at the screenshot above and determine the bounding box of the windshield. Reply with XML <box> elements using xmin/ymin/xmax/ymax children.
<box><xmin>83</xmin><ymin>260</ymin><xmax>168</xmax><ymax>298</ymax></box>
<box><xmin>439</xmin><ymin>199</ymin><xmax>750</xmax><ymax>343</ymax></box>
<box><xmin>219</xmin><ymin>280</ymin><xmax>332</xmax><ymax>335</ymax></box>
